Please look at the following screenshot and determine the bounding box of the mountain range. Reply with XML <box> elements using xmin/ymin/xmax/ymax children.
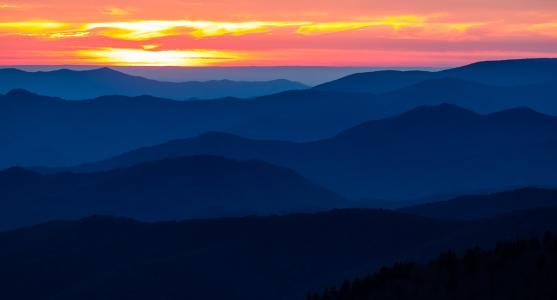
<box><xmin>0</xmin><ymin>67</ymin><xmax>307</xmax><ymax>100</ymax></box>
<box><xmin>0</xmin><ymin>89</ymin><xmax>378</xmax><ymax>169</ymax></box>
<box><xmin>0</xmin><ymin>155</ymin><xmax>344</xmax><ymax>229</ymax></box>
<box><xmin>314</xmin><ymin>58</ymin><xmax>557</xmax><ymax>94</ymax></box>
<box><xmin>65</xmin><ymin>104</ymin><xmax>557</xmax><ymax>201</ymax></box>
<box><xmin>2</xmin><ymin>58</ymin><xmax>557</xmax><ymax>171</ymax></box>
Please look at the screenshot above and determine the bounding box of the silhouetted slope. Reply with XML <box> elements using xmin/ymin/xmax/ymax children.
<box><xmin>314</xmin><ymin>70</ymin><xmax>432</xmax><ymax>94</ymax></box>
<box><xmin>0</xmin><ymin>156</ymin><xmax>345</xmax><ymax>229</ymax></box>
<box><xmin>401</xmin><ymin>188</ymin><xmax>557</xmax><ymax>220</ymax></box>
<box><xmin>317</xmin><ymin>74</ymin><xmax>557</xmax><ymax>115</ymax></box>
<box><xmin>442</xmin><ymin>58</ymin><xmax>557</xmax><ymax>86</ymax></box>
<box><xmin>0</xmin><ymin>209</ymin><xmax>456</xmax><ymax>300</ymax></box>
<box><xmin>313</xmin><ymin>58</ymin><xmax>557</xmax><ymax>94</ymax></box>
<box><xmin>311</xmin><ymin>233</ymin><xmax>557</xmax><ymax>300</ymax></box>
<box><xmin>376</xmin><ymin>78</ymin><xmax>552</xmax><ymax>114</ymax></box>
<box><xmin>2</xmin><ymin>207</ymin><xmax>557</xmax><ymax>300</ymax></box>
<box><xmin>71</xmin><ymin>105</ymin><xmax>557</xmax><ymax>201</ymax></box>
<box><xmin>0</xmin><ymin>67</ymin><xmax>307</xmax><ymax>100</ymax></box>
<box><xmin>71</xmin><ymin>132</ymin><xmax>298</xmax><ymax>173</ymax></box>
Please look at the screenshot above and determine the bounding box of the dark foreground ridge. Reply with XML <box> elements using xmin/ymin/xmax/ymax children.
<box><xmin>2</xmin><ymin>205</ymin><xmax>557</xmax><ymax>300</ymax></box>
<box><xmin>310</xmin><ymin>232</ymin><xmax>557</xmax><ymax>300</ymax></box>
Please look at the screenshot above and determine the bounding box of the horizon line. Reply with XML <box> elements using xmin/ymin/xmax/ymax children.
<box><xmin>2</xmin><ymin>57</ymin><xmax>555</xmax><ymax>69</ymax></box>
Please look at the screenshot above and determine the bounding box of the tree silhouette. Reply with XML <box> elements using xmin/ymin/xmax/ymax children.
<box><xmin>312</xmin><ymin>232</ymin><xmax>557</xmax><ymax>300</ymax></box>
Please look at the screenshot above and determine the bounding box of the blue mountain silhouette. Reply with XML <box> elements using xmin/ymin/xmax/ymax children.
<box><xmin>314</xmin><ymin>58</ymin><xmax>557</xmax><ymax>94</ymax></box>
<box><xmin>66</xmin><ymin>104</ymin><xmax>557</xmax><ymax>202</ymax></box>
<box><xmin>0</xmin><ymin>156</ymin><xmax>344</xmax><ymax>229</ymax></box>
<box><xmin>0</xmin><ymin>67</ymin><xmax>307</xmax><ymax>100</ymax></box>
<box><xmin>3</xmin><ymin>58</ymin><xmax>557</xmax><ymax>169</ymax></box>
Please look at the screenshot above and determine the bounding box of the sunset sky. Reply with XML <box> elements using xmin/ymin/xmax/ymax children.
<box><xmin>1</xmin><ymin>0</ymin><xmax>556</xmax><ymax>66</ymax></box>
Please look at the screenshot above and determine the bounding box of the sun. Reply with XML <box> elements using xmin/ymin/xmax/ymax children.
<box><xmin>75</xmin><ymin>48</ymin><xmax>246</xmax><ymax>66</ymax></box>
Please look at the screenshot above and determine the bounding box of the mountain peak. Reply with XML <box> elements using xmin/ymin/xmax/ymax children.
<box><xmin>459</xmin><ymin>58</ymin><xmax>557</xmax><ymax>70</ymax></box>
<box><xmin>335</xmin><ymin>104</ymin><xmax>479</xmax><ymax>141</ymax></box>
<box><xmin>5</xmin><ymin>89</ymin><xmax>40</xmax><ymax>98</ymax></box>
<box><xmin>313</xmin><ymin>69</ymin><xmax>432</xmax><ymax>94</ymax></box>
<box><xmin>0</xmin><ymin>68</ymin><xmax>26</xmax><ymax>74</ymax></box>
<box><xmin>0</xmin><ymin>167</ymin><xmax>40</xmax><ymax>179</ymax></box>
<box><xmin>441</xmin><ymin>58</ymin><xmax>557</xmax><ymax>86</ymax></box>
<box><xmin>4</xmin><ymin>89</ymin><xmax>63</xmax><ymax>103</ymax></box>
<box><xmin>90</xmin><ymin>67</ymin><xmax>122</xmax><ymax>75</ymax></box>
<box><xmin>488</xmin><ymin>106</ymin><xmax>550</xmax><ymax>121</ymax></box>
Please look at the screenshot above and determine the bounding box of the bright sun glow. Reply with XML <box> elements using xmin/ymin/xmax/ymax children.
<box><xmin>75</xmin><ymin>48</ymin><xmax>245</xmax><ymax>66</ymax></box>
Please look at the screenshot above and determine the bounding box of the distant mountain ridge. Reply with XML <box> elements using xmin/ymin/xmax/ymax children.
<box><xmin>65</xmin><ymin>104</ymin><xmax>557</xmax><ymax>202</ymax></box>
<box><xmin>0</xmin><ymin>67</ymin><xmax>307</xmax><ymax>100</ymax></box>
<box><xmin>2</xmin><ymin>58</ymin><xmax>557</xmax><ymax>170</ymax></box>
<box><xmin>314</xmin><ymin>58</ymin><xmax>557</xmax><ymax>94</ymax></box>
<box><xmin>0</xmin><ymin>89</ymin><xmax>381</xmax><ymax>169</ymax></box>
<box><xmin>0</xmin><ymin>155</ymin><xmax>345</xmax><ymax>229</ymax></box>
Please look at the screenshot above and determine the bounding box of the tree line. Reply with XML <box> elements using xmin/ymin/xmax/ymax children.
<box><xmin>309</xmin><ymin>231</ymin><xmax>557</xmax><ymax>300</ymax></box>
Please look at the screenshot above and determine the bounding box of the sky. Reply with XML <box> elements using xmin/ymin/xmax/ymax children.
<box><xmin>1</xmin><ymin>0</ymin><xmax>556</xmax><ymax>66</ymax></box>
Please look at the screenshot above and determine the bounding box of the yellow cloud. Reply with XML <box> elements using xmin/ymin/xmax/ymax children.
<box><xmin>0</xmin><ymin>22</ymin><xmax>92</xmax><ymax>39</ymax></box>
<box><xmin>49</xmin><ymin>31</ymin><xmax>90</xmax><ymax>38</ymax></box>
<box><xmin>85</xmin><ymin>17</ymin><xmax>428</xmax><ymax>40</ymax></box>
<box><xmin>0</xmin><ymin>22</ymin><xmax>66</xmax><ymax>31</ymax></box>
<box><xmin>296</xmin><ymin>16</ymin><xmax>426</xmax><ymax>35</ymax></box>
<box><xmin>0</xmin><ymin>17</ymin><xmax>550</xmax><ymax>42</ymax></box>
<box><xmin>0</xmin><ymin>17</ymin><xmax>482</xmax><ymax>41</ymax></box>
<box><xmin>186</xmin><ymin>21</ymin><xmax>304</xmax><ymax>38</ymax></box>
<box><xmin>296</xmin><ymin>22</ymin><xmax>374</xmax><ymax>35</ymax></box>
<box><xmin>84</xmin><ymin>20</ymin><xmax>303</xmax><ymax>40</ymax></box>
<box><xmin>75</xmin><ymin>48</ymin><xmax>246</xmax><ymax>66</ymax></box>
<box><xmin>528</xmin><ymin>22</ymin><xmax>557</xmax><ymax>36</ymax></box>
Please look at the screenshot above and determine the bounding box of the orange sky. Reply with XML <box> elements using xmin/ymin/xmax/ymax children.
<box><xmin>1</xmin><ymin>0</ymin><xmax>556</xmax><ymax>66</ymax></box>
